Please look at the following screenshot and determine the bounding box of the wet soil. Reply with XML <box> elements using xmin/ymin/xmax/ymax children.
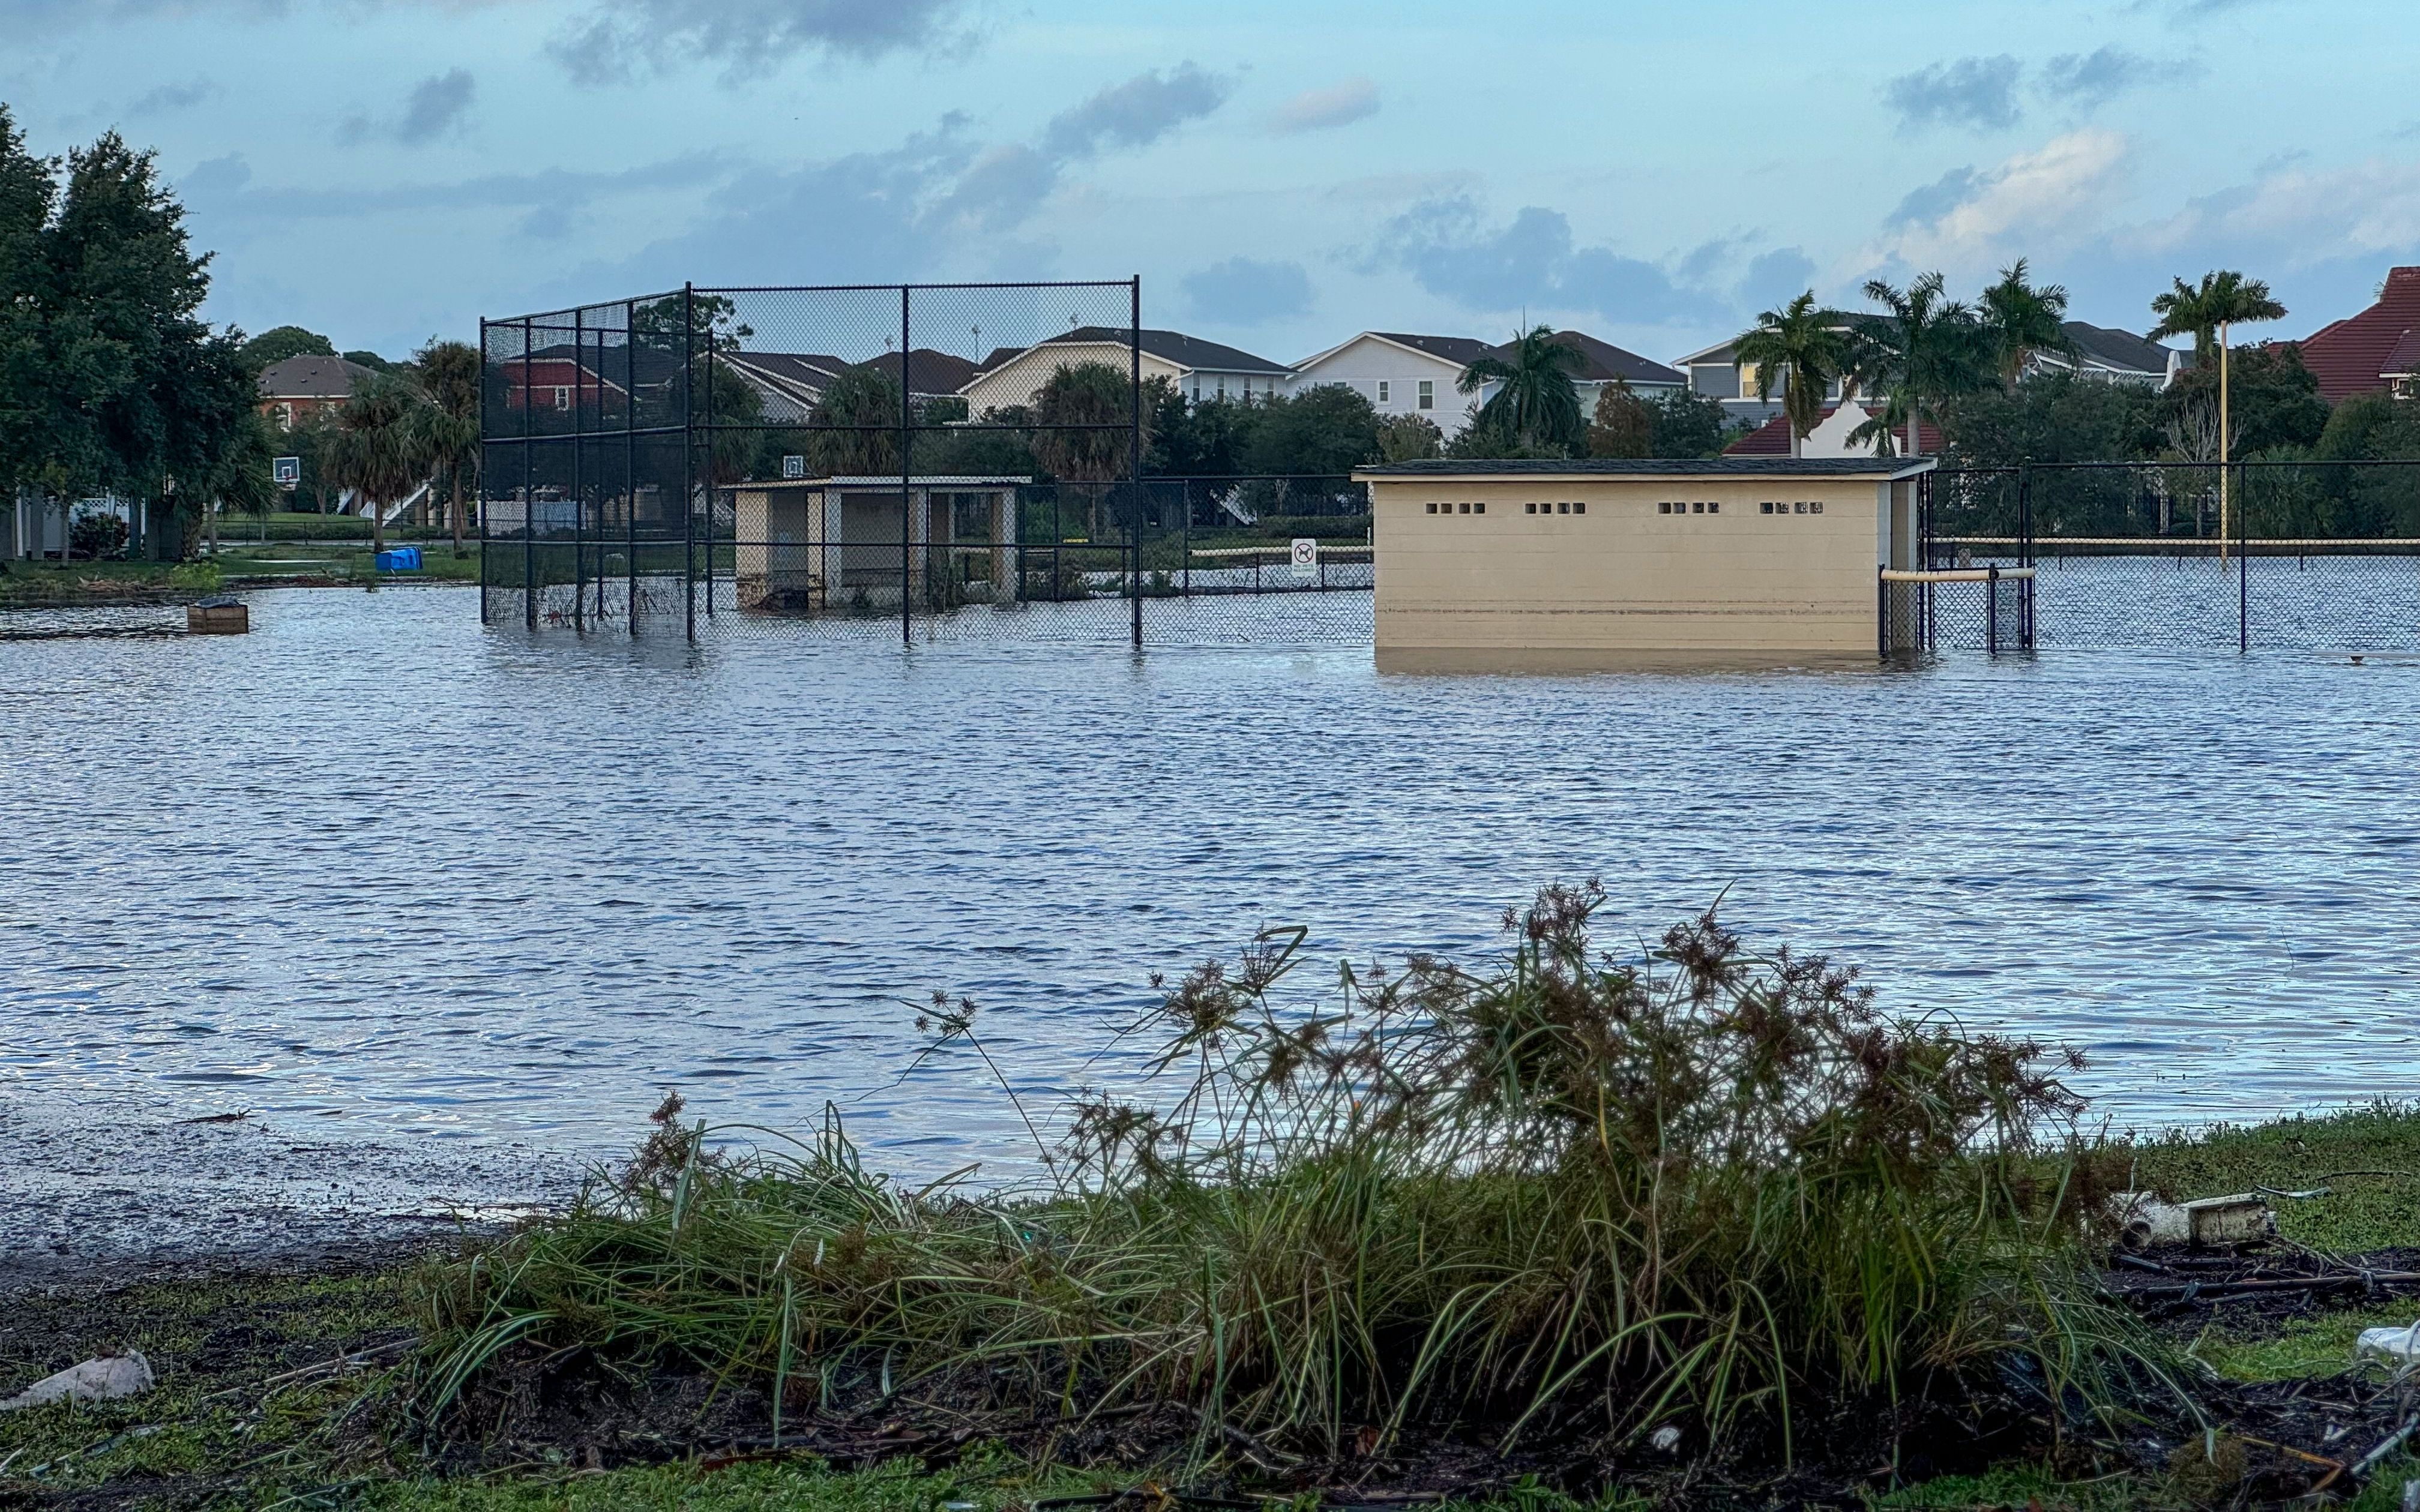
<box><xmin>0</xmin><ymin>1093</ymin><xmax>574</xmax><ymax>1293</ymax></box>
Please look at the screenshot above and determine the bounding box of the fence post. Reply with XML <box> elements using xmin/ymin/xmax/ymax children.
<box><xmin>2238</xmin><ymin>458</ymin><xmax>2250</xmax><ymax>653</ymax></box>
<box><xmin>900</xmin><ymin>284</ymin><xmax>913</xmax><ymax>646</ymax></box>
<box><xmin>625</xmin><ymin>298</ymin><xmax>637</xmax><ymax>634</ymax></box>
<box><xmin>522</xmin><ymin>315</ymin><xmax>536</xmax><ymax>629</ymax></box>
<box><xmin>682</xmin><ymin>283</ymin><xmax>696</xmax><ymax>642</ymax></box>
<box><xmin>702</xmin><ymin>301</ymin><xmax>715</xmax><ymax>622</ymax></box>
<box><xmin>1876</xmin><ymin>565</ymin><xmax>1886</xmax><ymax>659</ymax></box>
<box><xmin>1987</xmin><ymin>565</ymin><xmax>1999</xmax><ymax>655</ymax></box>
<box><xmin>478</xmin><ymin>317</ymin><xmax>490</xmax><ymax>626</ymax></box>
<box><xmin>572</xmin><ymin>305</ymin><xmax>585</xmax><ymax>632</ymax></box>
<box><xmin>1129</xmin><ymin>275</ymin><xmax>1143</xmax><ymax>652</ymax></box>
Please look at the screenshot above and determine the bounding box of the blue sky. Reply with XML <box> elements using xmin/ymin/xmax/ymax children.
<box><xmin>5</xmin><ymin>0</ymin><xmax>2417</xmax><ymax>367</ymax></box>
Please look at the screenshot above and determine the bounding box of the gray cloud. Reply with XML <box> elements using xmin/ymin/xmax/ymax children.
<box><xmin>339</xmin><ymin>68</ymin><xmax>475</xmax><ymax>146</ymax></box>
<box><xmin>1182</xmin><ymin>257</ymin><xmax>1313</xmax><ymax>325</ymax></box>
<box><xmin>550</xmin><ymin>0</ymin><xmax>968</xmax><ymax>83</ymax></box>
<box><xmin>2039</xmin><ymin>46</ymin><xmax>2196</xmax><ymax>107</ymax></box>
<box><xmin>1739</xmin><ymin>247</ymin><xmax>1817</xmax><ymax>311</ymax></box>
<box><xmin>397</xmin><ymin>68</ymin><xmax>474</xmax><ymax>143</ymax></box>
<box><xmin>1886</xmin><ymin>165</ymin><xmax>1984</xmax><ymax>227</ymax></box>
<box><xmin>1040</xmin><ymin>63</ymin><xmax>1230</xmax><ymax>160</ymax></box>
<box><xmin>1883</xmin><ymin>55</ymin><xmax>2023</xmax><ymax>134</ymax></box>
<box><xmin>1269</xmin><ymin>77</ymin><xmax>1377</xmax><ymax>134</ymax></box>
<box><xmin>128</xmin><ymin>78</ymin><xmax>217</xmax><ymax>115</ymax></box>
<box><xmin>1377</xmin><ymin>196</ymin><xmax>1721</xmax><ymax>326</ymax></box>
<box><xmin>180</xmin><ymin>149</ymin><xmax>726</xmax><ymax>243</ymax></box>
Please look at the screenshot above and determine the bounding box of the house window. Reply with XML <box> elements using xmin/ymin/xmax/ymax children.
<box><xmin>1572</xmin><ymin>502</ymin><xmax>1584</xmax><ymax>514</ymax></box>
<box><xmin>1705</xmin><ymin>502</ymin><xmax>1717</xmax><ymax>514</ymax></box>
<box><xmin>275</xmin><ymin>403</ymin><xmax>293</xmax><ymax>431</ymax></box>
<box><xmin>1473</xmin><ymin>501</ymin><xmax>1484</xmax><ymax>514</ymax></box>
<box><xmin>1377</xmin><ymin>380</ymin><xmax>1390</xmax><ymax>404</ymax></box>
<box><xmin>553</xmin><ymin>386</ymin><xmax>572</xmax><ymax>411</ymax></box>
<box><xmin>1190</xmin><ymin>379</ymin><xmax>1200</xmax><ymax>401</ymax></box>
<box><xmin>1426</xmin><ymin>502</ymin><xmax>1438</xmax><ymax>514</ymax></box>
<box><xmin>1417</xmin><ymin>379</ymin><xmax>1434</xmax><ymax>410</ymax></box>
<box><xmin>1738</xmin><ymin>362</ymin><xmax>1759</xmax><ymax>396</ymax></box>
<box><xmin>1215</xmin><ymin>377</ymin><xmax>1226</xmax><ymax>399</ymax></box>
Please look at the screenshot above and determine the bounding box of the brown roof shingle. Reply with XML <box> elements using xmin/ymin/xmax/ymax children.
<box><xmin>2290</xmin><ymin>266</ymin><xmax>2420</xmax><ymax>401</ymax></box>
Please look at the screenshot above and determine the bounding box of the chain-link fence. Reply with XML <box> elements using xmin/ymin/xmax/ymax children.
<box><xmin>477</xmin><ymin>281</ymin><xmax>1372</xmax><ymax>649</ymax></box>
<box><xmin>1920</xmin><ymin>461</ymin><xmax>2420</xmax><ymax>653</ymax></box>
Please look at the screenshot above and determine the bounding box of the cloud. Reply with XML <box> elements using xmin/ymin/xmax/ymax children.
<box><xmin>396</xmin><ymin>68</ymin><xmax>475</xmax><ymax>143</ymax></box>
<box><xmin>1269</xmin><ymin>77</ymin><xmax>1377</xmax><ymax>134</ymax></box>
<box><xmin>1862</xmin><ymin>128</ymin><xmax>2131</xmax><ymax>282</ymax></box>
<box><xmin>1885</xmin><ymin>166</ymin><xmax>1984</xmax><ymax>228</ymax></box>
<box><xmin>128</xmin><ymin>79</ymin><xmax>217</xmax><ymax>115</ymax></box>
<box><xmin>1377</xmin><ymin>196</ymin><xmax>1721</xmax><ymax>326</ymax></box>
<box><xmin>2039</xmin><ymin>46</ymin><xmax>2196</xmax><ymax>108</ymax></box>
<box><xmin>180</xmin><ymin>149</ymin><xmax>726</xmax><ymax>244</ymax></box>
<box><xmin>1739</xmin><ymin>247</ymin><xmax>1817</xmax><ymax>311</ymax></box>
<box><xmin>1040</xmin><ymin>63</ymin><xmax>1230</xmax><ymax>159</ymax></box>
<box><xmin>1882</xmin><ymin>55</ymin><xmax>2024</xmax><ymax>134</ymax></box>
<box><xmin>339</xmin><ymin>68</ymin><xmax>475</xmax><ymax>146</ymax></box>
<box><xmin>549</xmin><ymin>0</ymin><xmax>968</xmax><ymax>83</ymax></box>
<box><xmin>1181</xmin><ymin>257</ymin><xmax>1313</xmax><ymax>325</ymax></box>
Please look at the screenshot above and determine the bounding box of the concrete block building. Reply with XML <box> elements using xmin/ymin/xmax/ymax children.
<box><xmin>1354</xmin><ymin>457</ymin><xmax>1937</xmax><ymax>661</ymax></box>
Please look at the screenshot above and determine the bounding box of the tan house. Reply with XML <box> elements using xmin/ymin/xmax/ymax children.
<box><xmin>730</xmin><ymin>475</ymin><xmax>1028</xmax><ymax>613</ymax></box>
<box><xmin>1354</xmin><ymin>457</ymin><xmax>1938</xmax><ymax>663</ymax></box>
<box><xmin>959</xmin><ymin>328</ymin><xmax>1288</xmax><ymax>415</ymax></box>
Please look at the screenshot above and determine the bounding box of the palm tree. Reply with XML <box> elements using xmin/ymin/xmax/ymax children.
<box><xmin>2149</xmin><ymin>270</ymin><xmax>2287</xmax><ymax>557</ymax></box>
<box><xmin>1978</xmin><ymin>259</ymin><xmax>2075</xmax><ymax>386</ymax></box>
<box><xmin>1731</xmin><ymin>295</ymin><xmax>1849</xmax><ymax>458</ymax></box>
<box><xmin>412</xmin><ymin>338</ymin><xmax>481</xmax><ymax>557</ymax></box>
<box><xmin>322</xmin><ymin>376</ymin><xmax>429</xmax><ymax>560</ymax></box>
<box><xmin>2149</xmin><ymin>270</ymin><xmax>2287</xmax><ymax>370</ymax></box>
<box><xmin>1849</xmin><ymin>273</ymin><xmax>1993</xmax><ymax>460</ymax></box>
<box><xmin>1458</xmin><ymin>326</ymin><xmax>1586</xmax><ymax>454</ymax></box>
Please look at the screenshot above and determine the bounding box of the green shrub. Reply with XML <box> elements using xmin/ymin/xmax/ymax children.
<box><xmin>420</xmin><ymin>887</ymin><xmax>2173</xmax><ymax>1468</ymax></box>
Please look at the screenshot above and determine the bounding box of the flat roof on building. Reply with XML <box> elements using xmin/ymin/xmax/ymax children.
<box><xmin>1356</xmin><ymin>457</ymin><xmax>1936</xmax><ymax>480</ymax></box>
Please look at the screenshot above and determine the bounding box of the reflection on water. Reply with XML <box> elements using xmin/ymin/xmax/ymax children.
<box><xmin>4</xmin><ymin>587</ymin><xmax>2418</xmax><ymax>1174</ymax></box>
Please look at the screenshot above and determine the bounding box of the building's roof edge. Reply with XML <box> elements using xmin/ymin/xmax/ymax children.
<box><xmin>1353</xmin><ymin>457</ymin><xmax>1936</xmax><ymax>479</ymax></box>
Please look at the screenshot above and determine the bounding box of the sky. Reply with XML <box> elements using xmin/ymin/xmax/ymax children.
<box><xmin>5</xmin><ymin>0</ymin><xmax>2419</xmax><ymax>369</ymax></box>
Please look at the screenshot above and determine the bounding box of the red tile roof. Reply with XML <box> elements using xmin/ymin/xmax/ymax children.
<box><xmin>1724</xmin><ymin>406</ymin><xmax>1943</xmax><ymax>456</ymax></box>
<box><xmin>2289</xmin><ymin>266</ymin><xmax>2420</xmax><ymax>401</ymax></box>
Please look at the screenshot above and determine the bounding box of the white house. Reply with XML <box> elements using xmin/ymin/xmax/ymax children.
<box><xmin>1285</xmin><ymin>332</ymin><xmax>1493</xmax><ymax>434</ymax></box>
<box><xmin>960</xmin><ymin>328</ymin><xmax>1289</xmax><ymax>414</ymax></box>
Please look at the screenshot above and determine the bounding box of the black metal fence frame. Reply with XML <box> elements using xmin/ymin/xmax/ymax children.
<box><xmin>1919</xmin><ymin>458</ymin><xmax>2420</xmax><ymax>653</ymax></box>
<box><xmin>479</xmin><ymin>278</ymin><xmax>1149</xmax><ymax>646</ymax></box>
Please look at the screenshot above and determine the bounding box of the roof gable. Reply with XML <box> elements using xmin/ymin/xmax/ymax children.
<box><xmin>257</xmin><ymin>355</ymin><xmax>380</xmax><ymax>400</ymax></box>
<box><xmin>2059</xmin><ymin>322</ymin><xmax>2175</xmax><ymax>376</ymax></box>
<box><xmin>2292</xmin><ymin>266</ymin><xmax>2420</xmax><ymax>401</ymax></box>
<box><xmin>1292</xmin><ymin>330</ymin><xmax>1491</xmax><ymax>373</ymax></box>
<box><xmin>978</xmin><ymin>326</ymin><xmax>1290</xmax><ymax>377</ymax></box>
<box><xmin>1494</xmin><ymin>329</ymin><xmax>1684</xmax><ymax>386</ymax></box>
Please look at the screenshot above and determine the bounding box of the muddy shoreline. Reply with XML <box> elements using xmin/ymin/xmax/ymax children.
<box><xmin>0</xmin><ymin>1093</ymin><xmax>576</xmax><ymax>1295</ymax></box>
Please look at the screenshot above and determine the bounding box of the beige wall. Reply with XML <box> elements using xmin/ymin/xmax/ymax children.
<box><xmin>1368</xmin><ymin>475</ymin><xmax>1897</xmax><ymax>653</ymax></box>
<box><xmin>960</xmin><ymin>343</ymin><xmax>1184</xmax><ymax>415</ymax></box>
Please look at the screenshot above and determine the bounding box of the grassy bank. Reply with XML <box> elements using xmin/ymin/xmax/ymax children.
<box><xmin>0</xmin><ymin>544</ymin><xmax>479</xmax><ymax>605</ymax></box>
<box><xmin>13</xmin><ymin>892</ymin><xmax>2420</xmax><ymax>1508</ymax></box>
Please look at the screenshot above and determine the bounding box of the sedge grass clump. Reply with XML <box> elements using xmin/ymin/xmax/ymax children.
<box><xmin>420</xmin><ymin>884</ymin><xmax>2170</xmax><ymax>1468</ymax></box>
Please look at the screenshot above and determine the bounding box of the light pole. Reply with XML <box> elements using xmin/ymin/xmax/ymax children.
<box><xmin>2218</xmin><ymin>319</ymin><xmax>2231</xmax><ymax>563</ymax></box>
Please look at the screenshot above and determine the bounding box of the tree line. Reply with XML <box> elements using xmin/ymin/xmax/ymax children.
<box><xmin>1</xmin><ymin>106</ymin><xmax>483</xmax><ymax>563</ymax></box>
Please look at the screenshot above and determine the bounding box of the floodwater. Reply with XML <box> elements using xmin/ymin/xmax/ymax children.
<box><xmin>5</xmin><ymin>586</ymin><xmax>2419</xmax><ymax>1192</ymax></box>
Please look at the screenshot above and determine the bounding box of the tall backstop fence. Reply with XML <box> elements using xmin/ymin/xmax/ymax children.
<box><xmin>1900</xmin><ymin>460</ymin><xmax>2420</xmax><ymax>654</ymax></box>
<box><xmin>477</xmin><ymin>280</ymin><xmax>1373</xmax><ymax>649</ymax></box>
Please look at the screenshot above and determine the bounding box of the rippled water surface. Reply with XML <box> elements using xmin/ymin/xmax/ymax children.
<box><xmin>5</xmin><ymin>587</ymin><xmax>2418</xmax><ymax>1171</ymax></box>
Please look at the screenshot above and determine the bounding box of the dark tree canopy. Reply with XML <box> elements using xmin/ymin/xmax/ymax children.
<box><xmin>236</xmin><ymin>325</ymin><xmax>338</xmax><ymax>370</ymax></box>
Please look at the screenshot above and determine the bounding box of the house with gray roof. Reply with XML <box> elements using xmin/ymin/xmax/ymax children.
<box><xmin>256</xmin><ymin>355</ymin><xmax>382</xmax><ymax>430</ymax></box>
<box><xmin>1286</xmin><ymin>331</ymin><xmax>1494</xmax><ymax>434</ymax></box>
<box><xmin>960</xmin><ymin>326</ymin><xmax>1289</xmax><ymax>414</ymax></box>
<box><xmin>2032</xmin><ymin>322</ymin><xmax>2181</xmax><ymax>388</ymax></box>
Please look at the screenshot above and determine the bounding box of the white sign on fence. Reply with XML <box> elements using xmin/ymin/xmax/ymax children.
<box><xmin>1290</xmin><ymin>537</ymin><xmax>1317</xmax><ymax>581</ymax></box>
<box><xmin>272</xmin><ymin>456</ymin><xmax>301</xmax><ymax>488</ymax></box>
<box><xmin>781</xmin><ymin>455</ymin><xmax>807</xmax><ymax>480</ymax></box>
